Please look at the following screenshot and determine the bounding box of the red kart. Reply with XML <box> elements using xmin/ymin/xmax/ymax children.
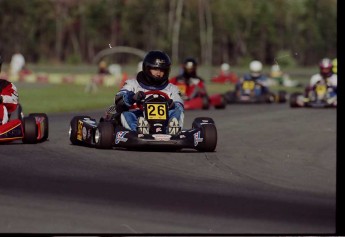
<box><xmin>0</xmin><ymin>104</ymin><xmax>49</xmax><ymax>144</ymax></box>
<box><xmin>211</xmin><ymin>73</ymin><xmax>239</xmax><ymax>84</ymax></box>
<box><xmin>183</xmin><ymin>93</ymin><xmax>227</xmax><ymax>110</ymax></box>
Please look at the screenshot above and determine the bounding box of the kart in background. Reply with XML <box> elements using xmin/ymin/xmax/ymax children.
<box><xmin>290</xmin><ymin>82</ymin><xmax>337</xmax><ymax>108</ymax></box>
<box><xmin>224</xmin><ymin>79</ymin><xmax>287</xmax><ymax>104</ymax></box>
<box><xmin>69</xmin><ymin>91</ymin><xmax>217</xmax><ymax>152</ymax></box>
<box><xmin>183</xmin><ymin>93</ymin><xmax>227</xmax><ymax>110</ymax></box>
<box><xmin>0</xmin><ymin>104</ymin><xmax>49</xmax><ymax>144</ymax></box>
<box><xmin>175</xmin><ymin>84</ymin><xmax>227</xmax><ymax>110</ymax></box>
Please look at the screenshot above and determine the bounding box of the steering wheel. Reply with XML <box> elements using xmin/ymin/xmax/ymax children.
<box><xmin>144</xmin><ymin>90</ymin><xmax>170</xmax><ymax>100</ymax></box>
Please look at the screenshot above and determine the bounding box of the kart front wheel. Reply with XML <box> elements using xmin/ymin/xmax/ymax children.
<box><xmin>22</xmin><ymin>116</ymin><xmax>38</xmax><ymax>144</ymax></box>
<box><xmin>192</xmin><ymin>117</ymin><xmax>215</xmax><ymax>129</ymax></box>
<box><xmin>265</xmin><ymin>93</ymin><xmax>276</xmax><ymax>103</ymax></box>
<box><xmin>95</xmin><ymin>122</ymin><xmax>114</xmax><ymax>149</ymax></box>
<box><xmin>290</xmin><ymin>92</ymin><xmax>303</xmax><ymax>108</ymax></box>
<box><xmin>69</xmin><ymin>116</ymin><xmax>90</xmax><ymax>145</ymax></box>
<box><xmin>196</xmin><ymin>124</ymin><xmax>217</xmax><ymax>152</ymax></box>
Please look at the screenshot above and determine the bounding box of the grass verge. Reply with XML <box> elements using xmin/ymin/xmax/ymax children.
<box><xmin>17</xmin><ymin>83</ymin><xmax>118</xmax><ymax>114</ymax></box>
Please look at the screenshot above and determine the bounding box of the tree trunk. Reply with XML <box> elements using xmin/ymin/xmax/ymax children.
<box><xmin>172</xmin><ymin>0</ymin><xmax>184</xmax><ymax>64</ymax></box>
<box><xmin>198</xmin><ymin>0</ymin><xmax>206</xmax><ymax>64</ymax></box>
<box><xmin>204</xmin><ymin>0</ymin><xmax>213</xmax><ymax>66</ymax></box>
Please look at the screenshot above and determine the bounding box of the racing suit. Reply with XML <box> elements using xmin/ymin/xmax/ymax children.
<box><xmin>306</xmin><ymin>73</ymin><xmax>337</xmax><ymax>101</ymax></box>
<box><xmin>114</xmin><ymin>71</ymin><xmax>184</xmax><ymax>132</ymax></box>
<box><xmin>169</xmin><ymin>74</ymin><xmax>208</xmax><ymax>101</ymax></box>
<box><xmin>0</xmin><ymin>79</ymin><xmax>19</xmax><ymax>125</ymax></box>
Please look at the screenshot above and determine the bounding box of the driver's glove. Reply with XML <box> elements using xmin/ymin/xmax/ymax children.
<box><xmin>133</xmin><ymin>91</ymin><xmax>146</xmax><ymax>103</ymax></box>
<box><xmin>167</xmin><ymin>99</ymin><xmax>175</xmax><ymax>109</ymax></box>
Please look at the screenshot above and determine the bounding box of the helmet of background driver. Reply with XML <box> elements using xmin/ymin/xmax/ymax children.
<box><xmin>221</xmin><ymin>63</ymin><xmax>230</xmax><ymax>72</ymax></box>
<box><xmin>142</xmin><ymin>50</ymin><xmax>171</xmax><ymax>87</ymax></box>
<box><xmin>249</xmin><ymin>60</ymin><xmax>263</xmax><ymax>77</ymax></box>
<box><xmin>182</xmin><ymin>57</ymin><xmax>197</xmax><ymax>77</ymax></box>
<box><xmin>319</xmin><ymin>58</ymin><xmax>333</xmax><ymax>78</ymax></box>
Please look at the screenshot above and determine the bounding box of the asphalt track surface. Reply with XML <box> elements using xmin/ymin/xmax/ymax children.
<box><xmin>0</xmin><ymin>103</ymin><xmax>336</xmax><ymax>234</ymax></box>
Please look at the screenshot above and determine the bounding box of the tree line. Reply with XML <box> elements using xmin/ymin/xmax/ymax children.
<box><xmin>0</xmin><ymin>0</ymin><xmax>337</xmax><ymax>66</ymax></box>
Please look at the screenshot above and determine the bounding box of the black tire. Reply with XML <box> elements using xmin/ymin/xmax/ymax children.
<box><xmin>290</xmin><ymin>92</ymin><xmax>303</xmax><ymax>108</ymax></box>
<box><xmin>29</xmin><ymin>113</ymin><xmax>49</xmax><ymax>141</ymax></box>
<box><xmin>95</xmin><ymin>122</ymin><xmax>114</xmax><ymax>149</ymax></box>
<box><xmin>202</xmin><ymin>96</ymin><xmax>210</xmax><ymax>110</ymax></box>
<box><xmin>197</xmin><ymin>124</ymin><xmax>217</xmax><ymax>152</ymax></box>
<box><xmin>192</xmin><ymin>117</ymin><xmax>215</xmax><ymax>129</ymax></box>
<box><xmin>69</xmin><ymin>116</ymin><xmax>91</xmax><ymax>145</ymax></box>
<box><xmin>265</xmin><ymin>92</ymin><xmax>276</xmax><ymax>103</ymax></box>
<box><xmin>214</xmin><ymin>95</ymin><xmax>227</xmax><ymax>109</ymax></box>
<box><xmin>278</xmin><ymin>90</ymin><xmax>287</xmax><ymax>103</ymax></box>
<box><xmin>22</xmin><ymin>116</ymin><xmax>38</xmax><ymax>144</ymax></box>
<box><xmin>224</xmin><ymin>91</ymin><xmax>236</xmax><ymax>104</ymax></box>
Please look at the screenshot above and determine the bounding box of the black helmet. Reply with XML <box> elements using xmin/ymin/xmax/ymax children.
<box><xmin>142</xmin><ymin>50</ymin><xmax>171</xmax><ymax>87</ymax></box>
<box><xmin>182</xmin><ymin>57</ymin><xmax>197</xmax><ymax>77</ymax></box>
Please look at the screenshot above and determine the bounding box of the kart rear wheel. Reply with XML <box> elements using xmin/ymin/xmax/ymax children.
<box><xmin>22</xmin><ymin>116</ymin><xmax>38</xmax><ymax>144</ymax></box>
<box><xmin>214</xmin><ymin>95</ymin><xmax>227</xmax><ymax>109</ymax></box>
<box><xmin>224</xmin><ymin>91</ymin><xmax>237</xmax><ymax>104</ymax></box>
<box><xmin>290</xmin><ymin>92</ymin><xmax>303</xmax><ymax>108</ymax></box>
<box><xmin>69</xmin><ymin>116</ymin><xmax>90</xmax><ymax>145</ymax></box>
<box><xmin>192</xmin><ymin>117</ymin><xmax>215</xmax><ymax>129</ymax></box>
<box><xmin>95</xmin><ymin>122</ymin><xmax>114</xmax><ymax>149</ymax></box>
<box><xmin>29</xmin><ymin>113</ymin><xmax>49</xmax><ymax>141</ymax></box>
<box><xmin>202</xmin><ymin>96</ymin><xmax>210</xmax><ymax>110</ymax></box>
<box><xmin>277</xmin><ymin>90</ymin><xmax>287</xmax><ymax>103</ymax></box>
<box><xmin>197</xmin><ymin>124</ymin><xmax>217</xmax><ymax>152</ymax></box>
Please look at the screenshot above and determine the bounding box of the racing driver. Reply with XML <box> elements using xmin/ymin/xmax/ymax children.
<box><xmin>112</xmin><ymin>50</ymin><xmax>184</xmax><ymax>135</ymax></box>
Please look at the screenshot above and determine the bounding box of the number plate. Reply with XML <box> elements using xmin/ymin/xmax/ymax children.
<box><xmin>242</xmin><ymin>81</ymin><xmax>255</xmax><ymax>90</ymax></box>
<box><xmin>316</xmin><ymin>84</ymin><xmax>326</xmax><ymax>96</ymax></box>
<box><xmin>146</xmin><ymin>103</ymin><xmax>167</xmax><ymax>120</ymax></box>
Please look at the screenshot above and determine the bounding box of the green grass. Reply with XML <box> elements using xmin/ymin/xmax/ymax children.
<box><xmin>18</xmin><ymin>83</ymin><xmax>118</xmax><ymax>114</ymax></box>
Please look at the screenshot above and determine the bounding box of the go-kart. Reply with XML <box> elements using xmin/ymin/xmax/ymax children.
<box><xmin>69</xmin><ymin>91</ymin><xmax>217</xmax><ymax>152</ymax></box>
<box><xmin>289</xmin><ymin>82</ymin><xmax>337</xmax><ymax>108</ymax></box>
<box><xmin>175</xmin><ymin>84</ymin><xmax>226</xmax><ymax>110</ymax></box>
<box><xmin>183</xmin><ymin>94</ymin><xmax>227</xmax><ymax>110</ymax></box>
<box><xmin>0</xmin><ymin>104</ymin><xmax>49</xmax><ymax>144</ymax></box>
<box><xmin>224</xmin><ymin>79</ymin><xmax>287</xmax><ymax>104</ymax></box>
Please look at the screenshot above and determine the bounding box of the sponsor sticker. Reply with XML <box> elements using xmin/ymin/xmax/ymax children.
<box><xmin>77</xmin><ymin>121</ymin><xmax>83</xmax><ymax>141</ymax></box>
<box><xmin>193</xmin><ymin>131</ymin><xmax>203</xmax><ymax>146</ymax></box>
<box><xmin>152</xmin><ymin>134</ymin><xmax>171</xmax><ymax>141</ymax></box>
<box><xmin>115</xmin><ymin>131</ymin><xmax>129</xmax><ymax>144</ymax></box>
